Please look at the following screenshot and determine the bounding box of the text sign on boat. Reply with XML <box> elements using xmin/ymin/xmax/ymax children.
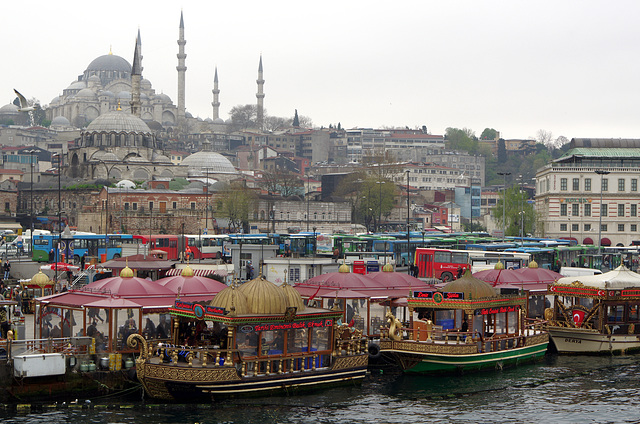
<box><xmin>238</xmin><ymin>319</ymin><xmax>334</xmax><ymax>333</ymax></box>
<box><xmin>413</xmin><ymin>291</ymin><xmax>464</xmax><ymax>300</ymax></box>
<box><xmin>476</xmin><ymin>305</ymin><xmax>520</xmax><ymax>315</ymax></box>
<box><xmin>173</xmin><ymin>300</ymin><xmax>225</xmax><ymax>317</ymax></box>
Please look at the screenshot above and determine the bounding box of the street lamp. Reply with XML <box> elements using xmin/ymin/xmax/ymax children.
<box><xmin>26</xmin><ymin>148</ymin><xmax>37</xmax><ymax>255</ymax></box>
<box><xmin>307</xmin><ymin>175</ymin><xmax>310</xmax><ymax>232</ymax></box>
<box><xmin>595</xmin><ymin>170</ymin><xmax>610</xmax><ymax>259</ymax></box>
<box><xmin>406</xmin><ymin>169</ymin><xmax>410</xmax><ymax>273</ymax></box>
<box><xmin>52</xmin><ymin>153</ymin><xmax>62</xmax><ymax>285</ymax></box>
<box><xmin>497</xmin><ymin>172</ymin><xmax>511</xmax><ymax>241</ymax></box>
<box><xmin>93</xmin><ymin>159</ymin><xmax>118</xmax><ymax>263</ymax></box>
<box><xmin>376</xmin><ymin>180</ymin><xmax>384</xmax><ymax>233</ymax></box>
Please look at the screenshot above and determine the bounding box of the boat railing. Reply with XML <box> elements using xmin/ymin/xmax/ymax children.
<box><xmin>1</xmin><ymin>336</ymin><xmax>93</xmax><ymax>360</ymax></box>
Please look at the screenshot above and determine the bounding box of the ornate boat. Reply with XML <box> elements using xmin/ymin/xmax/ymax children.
<box><xmin>378</xmin><ymin>272</ymin><xmax>549</xmax><ymax>374</ymax></box>
<box><xmin>546</xmin><ymin>265</ymin><xmax>640</xmax><ymax>354</ymax></box>
<box><xmin>127</xmin><ymin>276</ymin><xmax>368</xmax><ymax>401</ymax></box>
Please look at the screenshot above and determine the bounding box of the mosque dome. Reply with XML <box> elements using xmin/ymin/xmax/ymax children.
<box><xmin>85</xmin><ymin>54</ymin><xmax>132</xmax><ymax>73</ymax></box>
<box><xmin>141</xmin><ymin>79</ymin><xmax>152</xmax><ymax>89</ymax></box>
<box><xmin>75</xmin><ymin>88</ymin><xmax>97</xmax><ymax>99</ymax></box>
<box><xmin>116</xmin><ymin>91</ymin><xmax>131</xmax><ymax>99</ymax></box>
<box><xmin>116</xmin><ymin>179</ymin><xmax>136</xmax><ymax>189</ymax></box>
<box><xmin>88</xmin><ymin>75</ymin><xmax>101</xmax><ymax>83</ymax></box>
<box><xmin>156</xmin><ymin>93</ymin><xmax>171</xmax><ymax>102</ymax></box>
<box><xmin>67</xmin><ymin>81</ymin><xmax>86</xmax><ymax>90</ymax></box>
<box><xmin>441</xmin><ymin>271</ymin><xmax>497</xmax><ymax>299</ymax></box>
<box><xmin>50</xmin><ymin>96</ymin><xmax>61</xmax><ymax>104</ymax></box>
<box><xmin>204</xmin><ymin>118</ymin><xmax>213</xmax><ymax>123</ymax></box>
<box><xmin>85</xmin><ymin>109</ymin><xmax>151</xmax><ymax>133</ymax></box>
<box><xmin>185</xmin><ymin>111</ymin><xmax>193</xmax><ymax>119</ymax></box>
<box><xmin>51</xmin><ymin>116</ymin><xmax>71</xmax><ymax>126</ymax></box>
<box><xmin>213</xmin><ymin>118</ymin><xmax>225</xmax><ymax>124</ymax></box>
<box><xmin>237</xmin><ymin>276</ymin><xmax>288</xmax><ymax>315</ymax></box>
<box><xmin>182</xmin><ymin>151</ymin><xmax>236</xmax><ymax>174</ymax></box>
<box><xmin>151</xmin><ymin>151</ymin><xmax>172</xmax><ymax>163</ymax></box>
<box><xmin>99</xmin><ymin>90</ymin><xmax>115</xmax><ymax>98</ymax></box>
<box><xmin>0</xmin><ymin>104</ymin><xmax>19</xmax><ymax>114</ymax></box>
<box><xmin>209</xmin><ymin>285</ymin><xmax>250</xmax><ymax>316</ymax></box>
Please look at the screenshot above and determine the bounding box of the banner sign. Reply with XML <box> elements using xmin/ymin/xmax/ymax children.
<box><xmin>238</xmin><ymin>319</ymin><xmax>334</xmax><ymax>333</ymax></box>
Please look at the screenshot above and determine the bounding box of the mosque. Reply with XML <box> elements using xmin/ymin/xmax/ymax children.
<box><xmin>45</xmin><ymin>12</ymin><xmax>263</xmax><ymax>183</ymax></box>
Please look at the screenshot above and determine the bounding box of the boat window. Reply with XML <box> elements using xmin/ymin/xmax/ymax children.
<box><xmin>311</xmin><ymin>327</ymin><xmax>330</xmax><ymax>352</ymax></box>
<box><xmin>578</xmin><ymin>298</ymin><xmax>593</xmax><ymax>308</ymax></box>
<box><xmin>262</xmin><ymin>330</ymin><xmax>284</xmax><ymax>355</ymax></box>
<box><xmin>607</xmin><ymin>305</ymin><xmax>624</xmax><ymax>323</ymax></box>
<box><xmin>495</xmin><ymin>312</ymin><xmax>506</xmax><ymax>335</ymax></box>
<box><xmin>435</xmin><ymin>310</ymin><xmax>455</xmax><ymax>330</ymax></box>
<box><xmin>628</xmin><ymin>305</ymin><xmax>640</xmax><ymax>322</ymax></box>
<box><xmin>287</xmin><ymin>328</ymin><xmax>309</xmax><ymax>353</ymax></box>
<box><xmin>237</xmin><ymin>332</ymin><xmax>258</xmax><ymax>357</ymax></box>
<box><xmin>507</xmin><ymin>310</ymin><xmax>518</xmax><ymax>334</ymax></box>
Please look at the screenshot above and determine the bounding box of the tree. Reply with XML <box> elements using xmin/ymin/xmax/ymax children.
<box><xmin>480</xmin><ymin>128</ymin><xmax>499</xmax><ymax>140</ymax></box>
<box><xmin>497</xmin><ymin>138</ymin><xmax>507</xmax><ymax>163</ymax></box>
<box><xmin>216</xmin><ymin>182</ymin><xmax>257</xmax><ymax>233</ymax></box>
<box><xmin>228</xmin><ymin>104</ymin><xmax>258</xmax><ymax>131</ymax></box>
<box><xmin>492</xmin><ymin>186</ymin><xmax>535</xmax><ymax>237</ymax></box>
<box><xmin>535</xmin><ymin>129</ymin><xmax>554</xmax><ymax>149</ymax></box>
<box><xmin>445</xmin><ymin>127</ymin><xmax>480</xmax><ymax>154</ymax></box>
<box><xmin>259</xmin><ymin>169</ymin><xmax>303</xmax><ymax>198</ymax></box>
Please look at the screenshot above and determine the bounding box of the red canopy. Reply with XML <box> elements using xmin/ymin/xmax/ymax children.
<box><xmin>473</xmin><ymin>269</ymin><xmax>529</xmax><ymax>286</ymax></box>
<box><xmin>367</xmin><ymin>271</ymin><xmax>436</xmax><ymax>290</ymax></box>
<box><xmin>294</xmin><ymin>285</ymin><xmax>370</xmax><ymax>299</ymax></box>
<box><xmin>514</xmin><ymin>267</ymin><xmax>563</xmax><ymax>284</ymax></box>
<box><xmin>156</xmin><ymin>275</ymin><xmax>228</xmax><ymax>296</ymax></box>
<box><xmin>83</xmin><ymin>276</ymin><xmax>175</xmax><ymax>297</ymax></box>
<box><xmin>305</xmin><ymin>272</ymin><xmax>387</xmax><ymax>289</ymax></box>
<box><xmin>41</xmin><ymin>262</ymin><xmax>79</xmax><ymax>272</ymax></box>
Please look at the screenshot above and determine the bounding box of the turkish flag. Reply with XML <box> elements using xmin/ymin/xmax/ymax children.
<box><xmin>572</xmin><ymin>309</ymin><xmax>586</xmax><ymax>327</ymax></box>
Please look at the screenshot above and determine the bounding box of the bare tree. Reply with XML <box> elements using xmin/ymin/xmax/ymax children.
<box><xmin>216</xmin><ymin>182</ymin><xmax>257</xmax><ymax>233</ymax></box>
<box><xmin>535</xmin><ymin>129</ymin><xmax>554</xmax><ymax>149</ymax></box>
<box><xmin>259</xmin><ymin>169</ymin><xmax>303</xmax><ymax>197</ymax></box>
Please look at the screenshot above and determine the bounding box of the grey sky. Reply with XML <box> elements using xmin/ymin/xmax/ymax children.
<box><xmin>3</xmin><ymin>1</ymin><xmax>639</xmax><ymax>140</ymax></box>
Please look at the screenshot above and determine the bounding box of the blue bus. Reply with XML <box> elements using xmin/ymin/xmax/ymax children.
<box><xmin>32</xmin><ymin>233</ymin><xmax>132</xmax><ymax>263</ymax></box>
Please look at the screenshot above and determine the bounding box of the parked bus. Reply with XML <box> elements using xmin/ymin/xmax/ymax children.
<box><xmin>414</xmin><ymin>247</ymin><xmax>531</xmax><ymax>281</ymax></box>
<box><xmin>182</xmin><ymin>234</ymin><xmax>228</xmax><ymax>259</ymax></box>
<box><xmin>32</xmin><ymin>233</ymin><xmax>132</xmax><ymax>263</ymax></box>
<box><xmin>133</xmin><ymin>235</ymin><xmax>180</xmax><ymax>260</ymax></box>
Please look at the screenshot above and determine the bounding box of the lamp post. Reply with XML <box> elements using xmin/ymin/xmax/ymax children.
<box><xmin>595</xmin><ymin>170</ymin><xmax>610</xmax><ymax>259</ymax></box>
<box><xmin>376</xmin><ymin>180</ymin><xmax>384</xmax><ymax>233</ymax></box>
<box><xmin>497</xmin><ymin>172</ymin><xmax>511</xmax><ymax>241</ymax></box>
<box><xmin>94</xmin><ymin>159</ymin><xmax>118</xmax><ymax>263</ymax></box>
<box><xmin>52</xmin><ymin>153</ymin><xmax>62</xmax><ymax>285</ymax></box>
<box><xmin>406</xmin><ymin>169</ymin><xmax>410</xmax><ymax>273</ymax></box>
<box><xmin>205</xmin><ymin>168</ymin><xmax>210</xmax><ymax>232</ymax></box>
<box><xmin>307</xmin><ymin>175</ymin><xmax>310</xmax><ymax>232</ymax></box>
<box><xmin>26</xmin><ymin>149</ymin><xmax>37</xmax><ymax>255</ymax></box>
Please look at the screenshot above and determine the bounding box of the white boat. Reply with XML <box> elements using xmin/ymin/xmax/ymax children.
<box><xmin>546</xmin><ymin>265</ymin><xmax>640</xmax><ymax>354</ymax></box>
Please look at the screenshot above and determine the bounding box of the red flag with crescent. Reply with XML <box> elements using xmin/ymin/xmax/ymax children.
<box><xmin>572</xmin><ymin>309</ymin><xmax>586</xmax><ymax>327</ymax></box>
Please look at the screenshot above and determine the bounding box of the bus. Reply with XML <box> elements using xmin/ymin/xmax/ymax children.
<box><xmin>504</xmin><ymin>247</ymin><xmax>556</xmax><ymax>270</ymax></box>
<box><xmin>371</xmin><ymin>238</ymin><xmax>428</xmax><ymax>267</ymax></box>
<box><xmin>182</xmin><ymin>234</ymin><xmax>228</xmax><ymax>259</ymax></box>
<box><xmin>414</xmin><ymin>247</ymin><xmax>531</xmax><ymax>281</ymax></box>
<box><xmin>133</xmin><ymin>235</ymin><xmax>180</xmax><ymax>260</ymax></box>
<box><xmin>32</xmin><ymin>233</ymin><xmax>132</xmax><ymax>263</ymax></box>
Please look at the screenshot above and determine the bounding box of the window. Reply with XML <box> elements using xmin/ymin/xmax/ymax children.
<box><xmin>572</xmin><ymin>224</ymin><xmax>579</xmax><ymax>232</ymax></box>
<box><xmin>632</xmin><ymin>224</ymin><xmax>637</xmax><ymax>232</ymax></box>
<box><xmin>133</xmin><ymin>203</ymin><xmax>138</xmax><ymax>210</ymax></box>
<box><xmin>573</xmin><ymin>178</ymin><xmax>579</xmax><ymax>191</ymax></box>
<box><xmin>585</xmin><ymin>178</ymin><xmax>592</xmax><ymax>191</ymax></box>
<box><xmin>584</xmin><ymin>224</ymin><xmax>591</xmax><ymax>231</ymax></box>
<box><xmin>602</xmin><ymin>178</ymin><xmax>609</xmax><ymax>191</ymax></box>
<box><xmin>190</xmin><ymin>202</ymin><xmax>196</xmax><ymax>210</ymax></box>
<box><xmin>173</xmin><ymin>202</ymin><xmax>177</xmax><ymax>209</ymax></box>
<box><xmin>601</xmin><ymin>204</ymin><xmax>607</xmax><ymax>217</ymax></box>
<box><xmin>584</xmin><ymin>204</ymin><xmax>591</xmax><ymax>216</ymax></box>
<box><xmin>632</xmin><ymin>204</ymin><xmax>637</xmax><ymax>217</ymax></box>
<box><xmin>560</xmin><ymin>178</ymin><xmax>567</xmax><ymax>191</ymax></box>
<box><xmin>560</xmin><ymin>224</ymin><xmax>567</xmax><ymax>231</ymax></box>
<box><xmin>572</xmin><ymin>204</ymin><xmax>579</xmax><ymax>216</ymax></box>
<box><xmin>618</xmin><ymin>224</ymin><xmax>625</xmax><ymax>232</ymax></box>
<box><xmin>560</xmin><ymin>204</ymin><xmax>567</xmax><ymax>216</ymax></box>
<box><xmin>124</xmin><ymin>202</ymin><xmax>130</xmax><ymax>210</ymax></box>
<box><xmin>601</xmin><ymin>224</ymin><xmax>607</xmax><ymax>232</ymax></box>
<box><xmin>618</xmin><ymin>204</ymin><xmax>625</xmax><ymax>217</ymax></box>
<box><xmin>619</xmin><ymin>179</ymin><xmax>625</xmax><ymax>192</ymax></box>
<box><xmin>633</xmin><ymin>179</ymin><xmax>638</xmax><ymax>192</ymax></box>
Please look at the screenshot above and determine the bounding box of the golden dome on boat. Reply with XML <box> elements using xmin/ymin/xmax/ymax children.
<box><xmin>29</xmin><ymin>271</ymin><xmax>50</xmax><ymax>287</ymax></box>
<box><xmin>180</xmin><ymin>265</ymin><xmax>195</xmax><ymax>277</ymax></box>
<box><xmin>494</xmin><ymin>261</ymin><xmax>504</xmax><ymax>270</ymax></box>
<box><xmin>281</xmin><ymin>281</ymin><xmax>306</xmax><ymax>312</ymax></box>
<box><xmin>238</xmin><ymin>276</ymin><xmax>287</xmax><ymax>315</ymax></box>
<box><xmin>442</xmin><ymin>270</ymin><xmax>497</xmax><ymax>299</ymax></box>
<box><xmin>209</xmin><ymin>285</ymin><xmax>250</xmax><ymax>316</ymax></box>
<box><xmin>338</xmin><ymin>263</ymin><xmax>350</xmax><ymax>273</ymax></box>
<box><xmin>120</xmin><ymin>265</ymin><xmax>134</xmax><ymax>278</ymax></box>
<box><xmin>527</xmin><ymin>260</ymin><xmax>539</xmax><ymax>269</ymax></box>
<box><xmin>382</xmin><ymin>263</ymin><xmax>394</xmax><ymax>272</ymax></box>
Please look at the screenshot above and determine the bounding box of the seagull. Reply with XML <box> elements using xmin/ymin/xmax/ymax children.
<box><xmin>13</xmin><ymin>89</ymin><xmax>37</xmax><ymax>112</ymax></box>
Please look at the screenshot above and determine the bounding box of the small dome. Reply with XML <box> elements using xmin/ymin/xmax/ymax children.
<box><xmin>116</xmin><ymin>91</ymin><xmax>131</xmax><ymax>99</ymax></box>
<box><xmin>338</xmin><ymin>263</ymin><xmax>350</xmax><ymax>273</ymax></box>
<box><xmin>494</xmin><ymin>261</ymin><xmax>505</xmax><ymax>270</ymax></box>
<box><xmin>0</xmin><ymin>104</ymin><xmax>19</xmax><ymax>114</ymax></box>
<box><xmin>120</xmin><ymin>266</ymin><xmax>134</xmax><ymax>278</ymax></box>
<box><xmin>204</xmin><ymin>118</ymin><xmax>213</xmax><ymax>123</ymax></box>
<box><xmin>185</xmin><ymin>111</ymin><xmax>193</xmax><ymax>118</ymax></box>
<box><xmin>67</xmin><ymin>81</ymin><xmax>86</xmax><ymax>90</ymax></box>
<box><xmin>30</xmin><ymin>271</ymin><xmax>50</xmax><ymax>287</ymax></box>
<box><xmin>181</xmin><ymin>265</ymin><xmax>194</xmax><ymax>277</ymax></box>
<box><xmin>88</xmin><ymin>75</ymin><xmax>100</xmax><ymax>82</ymax></box>
<box><xmin>237</xmin><ymin>276</ymin><xmax>287</xmax><ymax>315</ymax></box>
<box><xmin>527</xmin><ymin>260</ymin><xmax>539</xmax><ymax>269</ymax></box>
<box><xmin>51</xmin><ymin>116</ymin><xmax>71</xmax><ymax>126</ymax></box>
<box><xmin>156</xmin><ymin>93</ymin><xmax>171</xmax><ymax>102</ymax></box>
<box><xmin>75</xmin><ymin>88</ymin><xmax>97</xmax><ymax>99</ymax></box>
<box><xmin>210</xmin><ymin>285</ymin><xmax>250</xmax><ymax>316</ymax></box>
<box><xmin>85</xmin><ymin>109</ymin><xmax>151</xmax><ymax>133</ymax></box>
<box><xmin>115</xmin><ymin>179</ymin><xmax>136</xmax><ymax>189</ymax></box>
<box><xmin>151</xmin><ymin>151</ymin><xmax>172</xmax><ymax>163</ymax></box>
<box><xmin>182</xmin><ymin>151</ymin><xmax>236</xmax><ymax>174</ymax></box>
<box><xmin>382</xmin><ymin>263</ymin><xmax>394</xmax><ymax>272</ymax></box>
<box><xmin>281</xmin><ymin>282</ymin><xmax>305</xmax><ymax>312</ymax></box>
<box><xmin>213</xmin><ymin>118</ymin><xmax>225</xmax><ymax>124</ymax></box>
<box><xmin>99</xmin><ymin>90</ymin><xmax>115</xmax><ymax>98</ymax></box>
<box><xmin>50</xmin><ymin>96</ymin><xmax>60</xmax><ymax>104</ymax></box>
<box><xmin>442</xmin><ymin>271</ymin><xmax>497</xmax><ymax>299</ymax></box>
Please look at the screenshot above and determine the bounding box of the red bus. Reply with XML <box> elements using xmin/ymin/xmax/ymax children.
<box><xmin>133</xmin><ymin>235</ymin><xmax>180</xmax><ymax>260</ymax></box>
<box><xmin>414</xmin><ymin>248</ymin><xmax>470</xmax><ymax>281</ymax></box>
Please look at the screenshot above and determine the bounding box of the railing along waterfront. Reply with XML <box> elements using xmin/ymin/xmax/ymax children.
<box><xmin>1</xmin><ymin>336</ymin><xmax>94</xmax><ymax>360</ymax></box>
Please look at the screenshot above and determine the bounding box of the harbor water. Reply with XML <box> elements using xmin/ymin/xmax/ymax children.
<box><xmin>2</xmin><ymin>354</ymin><xmax>640</xmax><ymax>423</ymax></box>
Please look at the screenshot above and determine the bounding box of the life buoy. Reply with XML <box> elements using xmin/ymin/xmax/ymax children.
<box><xmin>368</xmin><ymin>342</ymin><xmax>382</xmax><ymax>359</ymax></box>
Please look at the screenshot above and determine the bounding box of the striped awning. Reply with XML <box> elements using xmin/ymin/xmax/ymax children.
<box><xmin>165</xmin><ymin>268</ymin><xmax>221</xmax><ymax>277</ymax></box>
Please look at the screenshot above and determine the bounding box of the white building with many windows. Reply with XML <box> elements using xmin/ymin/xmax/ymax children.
<box><xmin>535</xmin><ymin>138</ymin><xmax>640</xmax><ymax>247</ymax></box>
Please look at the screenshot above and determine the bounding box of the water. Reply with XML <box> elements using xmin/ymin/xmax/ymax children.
<box><xmin>3</xmin><ymin>354</ymin><xmax>640</xmax><ymax>423</ymax></box>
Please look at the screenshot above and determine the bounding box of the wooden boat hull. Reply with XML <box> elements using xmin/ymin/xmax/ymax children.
<box><xmin>380</xmin><ymin>334</ymin><xmax>549</xmax><ymax>374</ymax></box>
<box><xmin>135</xmin><ymin>354</ymin><xmax>369</xmax><ymax>401</ymax></box>
<box><xmin>548</xmin><ymin>326</ymin><xmax>640</xmax><ymax>354</ymax></box>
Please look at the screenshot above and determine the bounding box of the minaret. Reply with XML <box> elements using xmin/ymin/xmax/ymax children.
<box><xmin>176</xmin><ymin>11</ymin><xmax>187</xmax><ymax>125</ymax></box>
<box><xmin>211</xmin><ymin>67</ymin><xmax>220</xmax><ymax>120</ymax></box>
<box><xmin>136</xmin><ymin>28</ymin><xmax>143</xmax><ymax>73</ymax></box>
<box><xmin>130</xmin><ymin>35</ymin><xmax>142</xmax><ymax>118</ymax></box>
<box><xmin>256</xmin><ymin>55</ymin><xmax>265</xmax><ymax>130</ymax></box>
